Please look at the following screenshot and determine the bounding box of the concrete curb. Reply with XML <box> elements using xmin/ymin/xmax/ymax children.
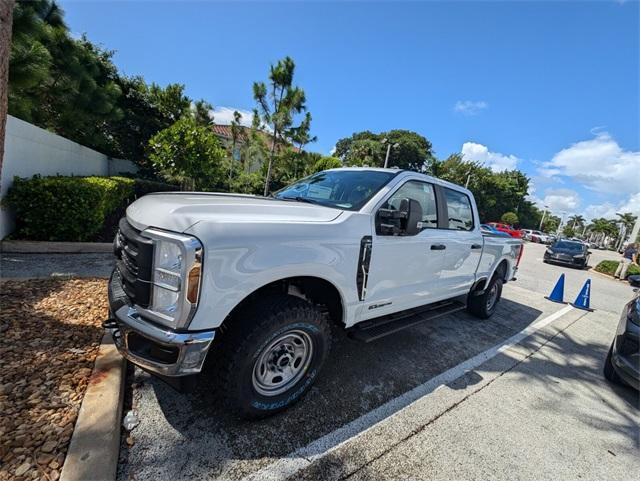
<box><xmin>60</xmin><ymin>333</ymin><xmax>125</xmax><ymax>481</ymax></box>
<box><xmin>1</xmin><ymin>240</ymin><xmax>113</xmax><ymax>254</ymax></box>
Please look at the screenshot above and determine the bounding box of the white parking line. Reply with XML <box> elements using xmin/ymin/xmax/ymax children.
<box><xmin>241</xmin><ymin>304</ymin><xmax>575</xmax><ymax>481</ymax></box>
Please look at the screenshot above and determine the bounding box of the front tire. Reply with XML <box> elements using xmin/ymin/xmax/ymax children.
<box><xmin>604</xmin><ymin>343</ymin><xmax>623</xmax><ymax>385</ymax></box>
<box><xmin>468</xmin><ymin>276</ymin><xmax>503</xmax><ymax>319</ymax></box>
<box><xmin>217</xmin><ymin>294</ymin><xmax>331</xmax><ymax>419</ymax></box>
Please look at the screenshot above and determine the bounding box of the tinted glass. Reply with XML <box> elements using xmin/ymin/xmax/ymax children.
<box><xmin>555</xmin><ymin>241</ymin><xmax>584</xmax><ymax>251</ymax></box>
<box><xmin>444</xmin><ymin>188</ymin><xmax>474</xmax><ymax>231</ymax></box>
<box><xmin>274</xmin><ymin>170</ymin><xmax>395</xmax><ymax>211</ymax></box>
<box><xmin>382</xmin><ymin>180</ymin><xmax>438</xmax><ymax>230</ymax></box>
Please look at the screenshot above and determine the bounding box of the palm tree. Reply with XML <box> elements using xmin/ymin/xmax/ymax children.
<box><xmin>568</xmin><ymin>214</ymin><xmax>586</xmax><ymax>233</ymax></box>
<box><xmin>616</xmin><ymin>212</ymin><xmax>637</xmax><ymax>232</ymax></box>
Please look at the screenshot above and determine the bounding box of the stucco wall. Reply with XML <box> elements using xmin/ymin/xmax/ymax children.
<box><xmin>0</xmin><ymin>115</ymin><xmax>138</xmax><ymax>239</ymax></box>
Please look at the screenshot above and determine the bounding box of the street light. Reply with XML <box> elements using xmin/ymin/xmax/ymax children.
<box><xmin>381</xmin><ymin>138</ymin><xmax>400</xmax><ymax>168</ymax></box>
<box><xmin>556</xmin><ymin>211</ymin><xmax>566</xmax><ymax>236</ymax></box>
<box><xmin>539</xmin><ymin>205</ymin><xmax>549</xmax><ymax>231</ymax></box>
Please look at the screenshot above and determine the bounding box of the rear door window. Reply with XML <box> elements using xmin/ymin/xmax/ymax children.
<box><xmin>444</xmin><ymin>188</ymin><xmax>474</xmax><ymax>231</ymax></box>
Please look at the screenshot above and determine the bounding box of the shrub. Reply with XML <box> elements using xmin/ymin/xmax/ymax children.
<box><xmin>500</xmin><ymin>212</ymin><xmax>519</xmax><ymax>226</ymax></box>
<box><xmin>594</xmin><ymin>260</ymin><xmax>640</xmax><ymax>277</ymax></box>
<box><xmin>4</xmin><ymin>176</ymin><xmax>178</xmax><ymax>242</ymax></box>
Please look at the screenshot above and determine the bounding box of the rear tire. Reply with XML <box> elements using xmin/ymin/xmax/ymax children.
<box><xmin>468</xmin><ymin>276</ymin><xmax>503</xmax><ymax>319</ymax></box>
<box><xmin>216</xmin><ymin>294</ymin><xmax>331</xmax><ymax>419</ymax></box>
<box><xmin>604</xmin><ymin>343</ymin><xmax>622</xmax><ymax>385</ymax></box>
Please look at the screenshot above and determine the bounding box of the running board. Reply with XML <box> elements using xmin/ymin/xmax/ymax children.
<box><xmin>348</xmin><ymin>300</ymin><xmax>466</xmax><ymax>343</ymax></box>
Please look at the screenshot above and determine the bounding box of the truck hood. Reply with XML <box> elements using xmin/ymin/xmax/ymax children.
<box><xmin>126</xmin><ymin>192</ymin><xmax>344</xmax><ymax>232</ymax></box>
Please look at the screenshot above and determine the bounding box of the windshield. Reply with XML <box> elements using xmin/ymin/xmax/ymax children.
<box><xmin>554</xmin><ymin>241</ymin><xmax>583</xmax><ymax>251</ymax></box>
<box><xmin>274</xmin><ymin>170</ymin><xmax>397</xmax><ymax>211</ymax></box>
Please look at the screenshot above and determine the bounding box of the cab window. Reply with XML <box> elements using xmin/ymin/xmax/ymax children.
<box><xmin>444</xmin><ymin>188</ymin><xmax>474</xmax><ymax>231</ymax></box>
<box><xmin>381</xmin><ymin>180</ymin><xmax>438</xmax><ymax>231</ymax></box>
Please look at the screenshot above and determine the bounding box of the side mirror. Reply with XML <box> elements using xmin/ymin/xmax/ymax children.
<box><xmin>377</xmin><ymin>198</ymin><xmax>423</xmax><ymax>236</ymax></box>
<box><xmin>629</xmin><ymin>275</ymin><xmax>640</xmax><ymax>288</ymax></box>
<box><xmin>399</xmin><ymin>198</ymin><xmax>423</xmax><ymax>236</ymax></box>
<box><xmin>587</xmin><ymin>251</ymin><xmax>593</xmax><ymax>255</ymax></box>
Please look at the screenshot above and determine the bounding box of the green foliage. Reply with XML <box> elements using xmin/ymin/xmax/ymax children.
<box><xmin>9</xmin><ymin>2</ymin><xmax>216</xmax><ymax>165</ymax></box>
<box><xmin>311</xmin><ymin>156</ymin><xmax>342</xmax><ymax>174</ymax></box>
<box><xmin>148</xmin><ymin>117</ymin><xmax>226</xmax><ymax>190</ymax></box>
<box><xmin>4</xmin><ymin>175</ymin><xmax>178</xmax><ymax>241</ymax></box>
<box><xmin>543</xmin><ymin>215</ymin><xmax>560</xmax><ymax>234</ymax></box>
<box><xmin>9</xmin><ymin>2</ymin><xmax>124</xmax><ymax>153</ymax></box>
<box><xmin>595</xmin><ymin>260</ymin><xmax>640</xmax><ymax>277</ymax></box>
<box><xmin>562</xmin><ymin>225</ymin><xmax>576</xmax><ymax>238</ymax></box>
<box><xmin>335</xmin><ymin>130</ymin><xmax>433</xmax><ymax>171</ymax></box>
<box><xmin>501</xmin><ymin>212</ymin><xmax>519</xmax><ymax>226</ymax></box>
<box><xmin>5</xmin><ymin>175</ymin><xmax>133</xmax><ymax>241</ymax></box>
<box><xmin>430</xmin><ymin>153</ymin><xmax>530</xmax><ymax>223</ymax></box>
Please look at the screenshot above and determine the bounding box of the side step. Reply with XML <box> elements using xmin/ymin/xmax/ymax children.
<box><xmin>348</xmin><ymin>300</ymin><xmax>466</xmax><ymax>343</ymax></box>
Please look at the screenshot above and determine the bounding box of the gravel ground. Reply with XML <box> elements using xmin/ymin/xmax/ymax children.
<box><xmin>0</xmin><ymin>279</ymin><xmax>108</xmax><ymax>481</ymax></box>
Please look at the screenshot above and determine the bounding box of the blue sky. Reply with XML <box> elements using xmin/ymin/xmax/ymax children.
<box><xmin>60</xmin><ymin>0</ymin><xmax>639</xmax><ymax>220</ymax></box>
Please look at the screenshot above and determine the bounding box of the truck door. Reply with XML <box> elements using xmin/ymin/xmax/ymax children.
<box><xmin>436</xmin><ymin>186</ymin><xmax>483</xmax><ymax>296</ymax></box>
<box><xmin>360</xmin><ymin>180</ymin><xmax>447</xmax><ymax>321</ymax></box>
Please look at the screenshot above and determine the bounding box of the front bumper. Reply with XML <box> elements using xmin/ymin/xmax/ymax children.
<box><xmin>544</xmin><ymin>254</ymin><xmax>586</xmax><ymax>267</ymax></box>
<box><xmin>107</xmin><ymin>270</ymin><xmax>215</xmax><ymax>377</ymax></box>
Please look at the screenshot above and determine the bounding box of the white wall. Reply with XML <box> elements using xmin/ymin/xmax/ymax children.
<box><xmin>0</xmin><ymin>115</ymin><xmax>138</xmax><ymax>239</ymax></box>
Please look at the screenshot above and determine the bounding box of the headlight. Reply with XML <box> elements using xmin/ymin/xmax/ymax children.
<box><xmin>138</xmin><ymin>228</ymin><xmax>203</xmax><ymax>329</ymax></box>
<box><xmin>545</xmin><ymin>249</ymin><xmax>552</xmax><ymax>255</ymax></box>
<box><xmin>573</xmin><ymin>254</ymin><xmax>586</xmax><ymax>259</ymax></box>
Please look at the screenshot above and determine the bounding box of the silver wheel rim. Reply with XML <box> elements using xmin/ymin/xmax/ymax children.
<box><xmin>252</xmin><ymin>330</ymin><xmax>314</xmax><ymax>397</ymax></box>
<box><xmin>486</xmin><ymin>283</ymin><xmax>499</xmax><ymax>311</ymax></box>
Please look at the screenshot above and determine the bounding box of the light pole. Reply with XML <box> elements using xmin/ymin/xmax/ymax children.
<box><xmin>539</xmin><ymin>205</ymin><xmax>549</xmax><ymax>231</ymax></box>
<box><xmin>382</xmin><ymin>138</ymin><xmax>399</xmax><ymax>168</ymax></box>
<box><xmin>556</xmin><ymin>211</ymin><xmax>566</xmax><ymax>236</ymax></box>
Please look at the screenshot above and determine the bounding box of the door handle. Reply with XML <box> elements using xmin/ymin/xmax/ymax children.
<box><xmin>431</xmin><ymin>244</ymin><xmax>446</xmax><ymax>250</ymax></box>
<box><xmin>471</xmin><ymin>244</ymin><xmax>482</xmax><ymax>249</ymax></box>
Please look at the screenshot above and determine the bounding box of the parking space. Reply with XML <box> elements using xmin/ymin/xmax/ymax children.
<box><xmin>116</xmin><ymin>290</ymin><xmax>624</xmax><ymax>480</ymax></box>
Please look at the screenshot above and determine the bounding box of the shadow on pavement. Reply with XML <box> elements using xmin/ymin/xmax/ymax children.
<box><xmin>123</xmin><ymin>297</ymin><xmax>547</xmax><ymax>479</ymax></box>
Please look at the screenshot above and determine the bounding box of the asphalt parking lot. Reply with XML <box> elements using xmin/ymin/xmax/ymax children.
<box><xmin>117</xmin><ymin>241</ymin><xmax>639</xmax><ymax>481</ymax></box>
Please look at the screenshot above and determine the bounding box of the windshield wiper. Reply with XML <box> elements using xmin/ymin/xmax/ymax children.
<box><xmin>279</xmin><ymin>196</ymin><xmax>324</xmax><ymax>206</ymax></box>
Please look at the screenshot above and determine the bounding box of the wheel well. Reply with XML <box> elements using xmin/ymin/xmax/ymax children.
<box><xmin>221</xmin><ymin>277</ymin><xmax>344</xmax><ymax>331</ymax></box>
<box><xmin>494</xmin><ymin>260</ymin><xmax>509</xmax><ymax>282</ymax></box>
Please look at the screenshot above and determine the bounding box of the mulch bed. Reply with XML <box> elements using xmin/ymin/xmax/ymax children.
<box><xmin>0</xmin><ymin>278</ymin><xmax>108</xmax><ymax>481</ymax></box>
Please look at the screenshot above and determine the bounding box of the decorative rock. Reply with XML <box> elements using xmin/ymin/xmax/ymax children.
<box><xmin>15</xmin><ymin>461</ymin><xmax>31</xmax><ymax>476</ymax></box>
<box><xmin>40</xmin><ymin>440</ymin><xmax>57</xmax><ymax>453</ymax></box>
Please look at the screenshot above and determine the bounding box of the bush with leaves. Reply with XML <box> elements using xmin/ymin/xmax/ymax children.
<box><xmin>595</xmin><ymin>260</ymin><xmax>640</xmax><ymax>277</ymax></box>
<box><xmin>5</xmin><ymin>176</ymin><xmax>134</xmax><ymax>241</ymax></box>
<box><xmin>501</xmin><ymin>212</ymin><xmax>519</xmax><ymax>226</ymax></box>
<box><xmin>4</xmin><ymin>175</ymin><xmax>178</xmax><ymax>241</ymax></box>
<box><xmin>148</xmin><ymin>117</ymin><xmax>226</xmax><ymax>190</ymax></box>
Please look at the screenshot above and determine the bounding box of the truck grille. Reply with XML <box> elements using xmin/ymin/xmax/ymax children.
<box><xmin>114</xmin><ymin>218</ymin><xmax>154</xmax><ymax>307</ymax></box>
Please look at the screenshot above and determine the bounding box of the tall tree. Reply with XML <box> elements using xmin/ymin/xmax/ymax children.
<box><xmin>253</xmin><ymin>56</ymin><xmax>308</xmax><ymax>196</ymax></box>
<box><xmin>0</xmin><ymin>0</ymin><xmax>16</xmax><ymax>173</ymax></box>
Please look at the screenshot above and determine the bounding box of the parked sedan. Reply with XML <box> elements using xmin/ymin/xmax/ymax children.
<box><xmin>480</xmin><ymin>224</ymin><xmax>511</xmax><ymax>237</ymax></box>
<box><xmin>543</xmin><ymin>240</ymin><xmax>591</xmax><ymax>269</ymax></box>
<box><xmin>487</xmin><ymin>222</ymin><xmax>523</xmax><ymax>238</ymax></box>
<box><xmin>604</xmin><ymin>275</ymin><xmax>640</xmax><ymax>391</ymax></box>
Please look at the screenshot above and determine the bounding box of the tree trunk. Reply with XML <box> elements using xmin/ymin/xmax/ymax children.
<box><xmin>263</xmin><ymin>130</ymin><xmax>278</xmax><ymax>196</ymax></box>
<box><xmin>0</xmin><ymin>0</ymin><xmax>15</xmax><ymax>175</ymax></box>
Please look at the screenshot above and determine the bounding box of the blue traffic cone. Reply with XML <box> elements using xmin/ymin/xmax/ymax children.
<box><xmin>545</xmin><ymin>273</ymin><xmax>567</xmax><ymax>304</ymax></box>
<box><xmin>571</xmin><ymin>279</ymin><xmax>594</xmax><ymax>311</ymax></box>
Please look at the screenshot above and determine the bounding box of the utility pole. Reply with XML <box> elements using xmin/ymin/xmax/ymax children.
<box><xmin>382</xmin><ymin>138</ymin><xmax>399</xmax><ymax>168</ymax></box>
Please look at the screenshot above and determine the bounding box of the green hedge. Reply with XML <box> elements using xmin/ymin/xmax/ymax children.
<box><xmin>594</xmin><ymin>260</ymin><xmax>640</xmax><ymax>277</ymax></box>
<box><xmin>4</xmin><ymin>175</ymin><xmax>177</xmax><ymax>242</ymax></box>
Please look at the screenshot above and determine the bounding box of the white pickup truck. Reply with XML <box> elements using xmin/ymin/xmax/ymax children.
<box><xmin>107</xmin><ymin>168</ymin><xmax>523</xmax><ymax>418</ymax></box>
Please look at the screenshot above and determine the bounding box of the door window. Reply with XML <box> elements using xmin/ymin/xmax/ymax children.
<box><xmin>444</xmin><ymin>188</ymin><xmax>474</xmax><ymax>231</ymax></box>
<box><xmin>380</xmin><ymin>180</ymin><xmax>438</xmax><ymax>233</ymax></box>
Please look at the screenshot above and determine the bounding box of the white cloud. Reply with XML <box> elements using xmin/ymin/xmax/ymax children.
<box><xmin>461</xmin><ymin>142</ymin><xmax>519</xmax><ymax>172</ymax></box>
<box><xmin>540</xmin><ymin>131</ymin><xmax>640</xmax><ymax>196</ymax></box>
<box><xmin>542</xmin><ymin>188</ymin><xmax>581</xmax><ymax>212</ymax></box>
<box><xmin>584</xmin><ymin>192</ymin><xmax>640</xmax><ymax>220</ymax></box>
<box><xmin>212</xmin><ymin>107</ymin><xmax>255</xmax><ymax>127</ymax></box>
<box><xmin>453</xmin><ymin>100</ymin><xmax>488</xmax><ymax>116</ymax></box>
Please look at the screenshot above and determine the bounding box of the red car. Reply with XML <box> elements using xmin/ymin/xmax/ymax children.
<box><xmin>487</xmin><ymin>222</ymin><xmax>523</xmax><ymax>238</ymax></box>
